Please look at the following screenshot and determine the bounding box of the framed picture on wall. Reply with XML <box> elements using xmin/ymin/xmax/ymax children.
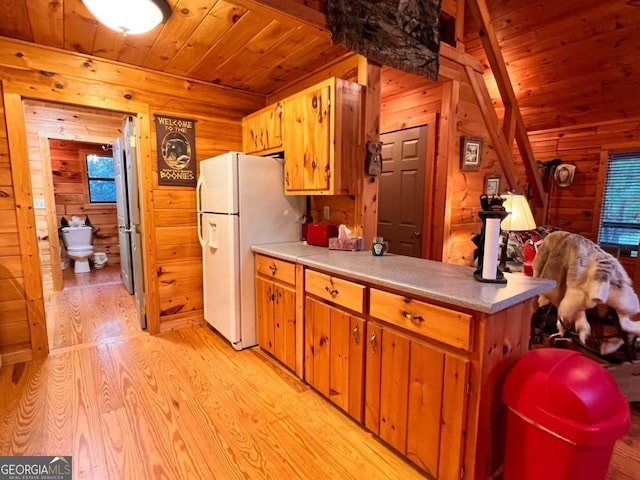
<box><xmin>484</xmin><ymin>174</ymin><xmax>501</xmax><ymax>196</ymax></box>
<box><xmin>460</xmin><ymin>136</ymin><xmax>484</xmax><ymax>171</ymax></box>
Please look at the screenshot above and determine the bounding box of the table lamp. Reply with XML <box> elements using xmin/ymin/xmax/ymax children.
<box><xmin>500</xmin><ymin>193</ymin><xmax>536</xmax><ymax>272</ymax></box>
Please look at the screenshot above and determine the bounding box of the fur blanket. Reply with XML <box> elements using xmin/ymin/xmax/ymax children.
<box><xmin>533</xmin><ymin>231</ymin><xmax>640</xmax><ymax>354</ymax></box>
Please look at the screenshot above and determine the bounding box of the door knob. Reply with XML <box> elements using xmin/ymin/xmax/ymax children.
<box><xmin>412</xmin><ymin>231</ymin><xmax>422</xmax><ymax>238</ymax></box>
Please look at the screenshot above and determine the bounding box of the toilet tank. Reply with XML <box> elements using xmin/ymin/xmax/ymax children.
<box><xmin>61</xmin><ymin>226</ymin><xmax>93</xmax><ymax>247</ymax></box>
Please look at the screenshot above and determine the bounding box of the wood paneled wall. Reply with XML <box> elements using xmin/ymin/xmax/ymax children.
<box><xmin>49</xmin><ymin>139</ymin><xmax>120</xmax><ymax>267</ymax></box>
<box><xmin>0</xmin><ymin>85</ymin><xmax>30</xmax><ymax>364</ymax></box>
<box><xmin>518</xmin><ymin>119</ymin><xmax>640</xmax><ymax>281</ymax></box>
<box><xmin>0</xmin><ymin>36</ymin><xmax>264</xmax><ymax>364</ymax></box>
<box><xmin>523</xmin><ymin>120</ymin><xmax>640</xmax><ymax>237</ymax></box>
<box><xmin>379</xmin><ymin>67</ymin><xmax>505</xmax><ymax>265</ymax></box>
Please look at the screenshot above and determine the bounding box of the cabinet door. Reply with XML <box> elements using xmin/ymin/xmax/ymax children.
<box><xmin>284</xmin><ymin>83</ymin><xmax>331</xmax><ymax>192</ymax></box>
<box><xmin>406</xmin><ymin>340</ymin><xmax>445</xmax><ymax>476</ymax></box>
<box><xmin>348</xmin><ymin>316</ymin><xmax>365</xmax><ymax>421</ymax></box>
<box><xmin>365</xmin><ymin>323</ymin><xmax>382</xmax><ymax>434</ymax></box>
<box><xmin>242</xmin><ymin>103</ymin><xmax>283</xmax><ymax>154</ymax></box>
<box><xmin>379</xmin><ymin>328</ymin><xmax>411</xmax><ymax>453</ymax></box>
<box><xmin>364</xmin><ymin>323</ymin><xmax>469</xmax><ymax>479</ymax></box>
<box><xmin>305</xmin><ymin>297</ymin><xmax>365</xmax><ymax>422</ymax></box>
<box><xmin>305</xmin><ymin>297</ymin><xmax>331</xmax><ymax>396</ymax></box>
<box><xmin>256</xmin><ymin>277</ymin><xmax>275</xmax><ymax>354</ymax></box>
<box><xmin>273</xmin><ymin>283</ymin><xmax>296</xmax><ymax>371</ymax></box>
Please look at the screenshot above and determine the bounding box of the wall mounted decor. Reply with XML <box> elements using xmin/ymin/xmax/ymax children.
<box><xmin>484</xmin><ymin>174</ymin><xmax>501</xmax><ymax>196</ymax></box>
<box><xmin>154</xmin><ymin>114</ymin><xmax>197</xmax><ymax>187</ymax></box>
<box><xmin>460</xmin><ymin>136</ymin><xmax>484</xmax><ymax>171</ymax></box>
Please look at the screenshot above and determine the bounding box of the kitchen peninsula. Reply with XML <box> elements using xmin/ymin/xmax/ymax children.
<box><xmin>253</xmin><ymin>242</ymin><xmax>555</xmax><ymax>480</ymax></box>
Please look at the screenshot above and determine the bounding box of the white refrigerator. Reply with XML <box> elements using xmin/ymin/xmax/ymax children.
<box><xmin>197</xmin><ymin>152</ymin><xmax>305</xmax><ymax>350</ymax></box>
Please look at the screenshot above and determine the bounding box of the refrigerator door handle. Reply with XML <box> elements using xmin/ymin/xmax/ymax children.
<box><xmin>196</xmin><ymin>174</ymin><xmax>203</xmax><ymax>213</ymax></box>
<box><xmin>196</xmin><ymin>174</ymin><xmax>205</xmax><ymax>247</ymax></box>
<box><xmin>197</xmin><ymin>212</ymin><xmax>204</xmax><ymax>247</ymax></box>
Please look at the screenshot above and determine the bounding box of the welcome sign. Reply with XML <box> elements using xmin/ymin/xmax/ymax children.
<box><xmin>154</xmin><ymin>114</ymin><xmax>197</xmax><ymax>187</ymax></box>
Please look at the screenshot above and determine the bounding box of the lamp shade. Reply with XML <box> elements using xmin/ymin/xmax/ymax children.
<box><xmin>83</xmin><ymin>0</ymin><xmax>171</xmax><ymax>35</ymax></box>
<box><xmin>501</xmin><ymin>193</ymin><xmax>537</xmax><ymax>232</ymax></box>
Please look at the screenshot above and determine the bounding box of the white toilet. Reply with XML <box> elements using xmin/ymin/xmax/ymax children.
<box><xmin>61</xmin><ymin>226</ymin><xmax>94</xmax><ymax>273</ymax></box>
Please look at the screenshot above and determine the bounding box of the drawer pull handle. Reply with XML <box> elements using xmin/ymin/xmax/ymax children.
<box><xmin>370</xmin><ymin>332</ymin><xmax>377</xmax><ymax>354</ymax></box>
<box><xmin>402</xmin><ymin>311</ymin><xmax>424</xmax><ymax>323</ymax></box>
<box><xmin>353</xmin><ymin>325</ymin><xmax>360</xmax><ymax>345</ymax></box>
<box><xmin>325</xmin><ymin>286</ymin><xmax>339</xmax><ymax>298</ymax></box>
<box><xmin>269</xmin><ymin>263</ymin><xmax>278</xmax><ymax>275</ymax></box>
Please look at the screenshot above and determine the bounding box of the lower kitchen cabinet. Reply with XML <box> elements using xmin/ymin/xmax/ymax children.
<box><xmin>304</xmin><ymin>297</ymin><xmax>365</xmax><ymax>422</ymax></box>
<box><xmin>252</xmin><ymin>251</ymin><xmax>545</xmax><ymax>479</ymax></box>
<box><xmin>255</xmin><ymin>255</ymin><xmax>297</xmax><ymax>371</ymax></box>
<box><xmin>365</xmin><ymin>322</ymin><xmax>470</xmax><ymax>479</ymax></box>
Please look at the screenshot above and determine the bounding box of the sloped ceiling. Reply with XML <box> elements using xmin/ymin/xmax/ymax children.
<box><xmin>464</xmin><ymin>0</ymin><xmax>640</xmax><ymax>131</ymax></box>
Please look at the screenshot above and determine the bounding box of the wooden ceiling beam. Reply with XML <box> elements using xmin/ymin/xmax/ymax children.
<box><xmin>466</xmin><ymin>0</ymin><xmax>547</xmax><ymax>208</ymax></box>
<box><xmin>240</xmin><ymin>0</ymin><xmax>327</xmax><ymax>30</ymax></box>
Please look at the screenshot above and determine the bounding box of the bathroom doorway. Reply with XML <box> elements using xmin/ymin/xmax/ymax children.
<box><xmin>24</xmin><ymin>100</ymin><xmax>125</xmax><ymax>294</ymax></box>
<box><xmin>22</xmin><ymin>100</ymin><xmax>145</xmax><ymax>350</ymax></box>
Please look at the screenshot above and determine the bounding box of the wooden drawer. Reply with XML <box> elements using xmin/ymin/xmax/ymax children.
<box><xmin>369</xmin><ymin>289</ymin><xmax>472</xmax><ymax>351</ymax></box>
<box><xmin>254</xmin><ymin>254</ymin><xmax>296</xmax><ymax>285</ymax></box>
<box><xmin>305</xmin><ymin>269</ymin><xmax>365</xmax><ymax>314</ymax></box>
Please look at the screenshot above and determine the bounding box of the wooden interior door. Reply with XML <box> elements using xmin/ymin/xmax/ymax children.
<box><xmin>124</xmin><ymin>116</ymin><xmax>146</xmax><ymax>329</ymax></box>
<box><xmin>377</xmin><ymin>126</ymin><xmax>427</xmax><ymax>257</ymax></box>
<box><xmin>113</xmin><ymin>137</ymin><xmax>134</xmax><ymax>294</ymax></box>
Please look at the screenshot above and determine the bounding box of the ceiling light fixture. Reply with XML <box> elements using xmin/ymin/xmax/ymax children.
<box><xmin>82</xmin><ymin>0</ymin><xmax>172</xmax><ymax>36</ymax></box>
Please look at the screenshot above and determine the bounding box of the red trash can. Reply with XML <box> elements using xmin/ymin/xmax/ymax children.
<box><xmin>502</xmin><ymin>348</ymin><xmax>630</xmax><ymax>480</ymax></box>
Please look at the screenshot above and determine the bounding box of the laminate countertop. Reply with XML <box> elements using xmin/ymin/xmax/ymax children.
<box><xmin>251</xmin><ymin>242</ymin><xmax>555</xmax><ymax>314</ymax></box>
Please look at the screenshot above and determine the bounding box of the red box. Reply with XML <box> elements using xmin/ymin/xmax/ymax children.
<box><xmin>306</xmin><ymin>223</ymin><xmax>338</xmax><ymax>247</ymax></box>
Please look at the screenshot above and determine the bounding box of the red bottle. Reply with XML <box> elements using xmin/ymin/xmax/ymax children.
<box><xmin>301</xmin><ymin>214</ymin><xmax>313</xmax><ymax>241</ymax></box>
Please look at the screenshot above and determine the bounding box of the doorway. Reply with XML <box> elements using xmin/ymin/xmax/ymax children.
<box><xmin>377</xmin><ymin>126</ymin><xmax>428</xmax><ymax>257</ymax></box>
<box><xmin>22</xmin><ymin>100</ymin><xmax>145</xmax><ymax>350</ymax></box>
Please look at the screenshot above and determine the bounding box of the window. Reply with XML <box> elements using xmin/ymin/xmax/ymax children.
<box><xmin>597</xmin><ymin>152</ymin><xmax>640</xmax><ymax>257</ymax></box>
<box><xmin>86</xmin><ymin>154</ymin><xmax>116</xmax><ymax>203</ymax></box>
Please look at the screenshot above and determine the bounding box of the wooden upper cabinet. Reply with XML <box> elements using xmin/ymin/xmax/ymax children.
<box><xmin>242</xmin><ymin>102</ymin><xmax>283</xmax><ymax>155</ymax></box>
<box><xmin>283</xmin><ymin>77</ymin><xmax>363</xmax><ymax>195</ymax></box>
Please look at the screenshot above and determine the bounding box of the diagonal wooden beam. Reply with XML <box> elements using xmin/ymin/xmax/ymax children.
<box><xmin>466</xmin><ymin>0</ymin><xmax>546</xmax><ymax>208</ymax></box>
<box><xmin>464</xmin><ymin>65</ymin><xmax>521</xmax><ymax>193</ymax></box>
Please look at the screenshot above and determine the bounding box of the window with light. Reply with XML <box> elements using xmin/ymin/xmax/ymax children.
<box><xmin>597</xmin><ymin>152</ymin><xmax>640</xmax><ymax>257</ymax></box>
<box><xmin>86</xmin><ymin>154</ymin><xmax>116</xmax><ymax>203</ymax></box>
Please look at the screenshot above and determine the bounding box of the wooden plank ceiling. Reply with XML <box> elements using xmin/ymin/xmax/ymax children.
<box><xmin>1</xmin><ymin>0</ymin><xmax>639</xmax><ymax>132</ymax></box>
<box><xmin>464</xmin><ymin>0</ymin><xmax>640</xmax><ymax>132</ymax></box>
<box><xmin>0</xmin><ymin>0</ymin><xmax>348</xmax><ymax>97</ymax></box>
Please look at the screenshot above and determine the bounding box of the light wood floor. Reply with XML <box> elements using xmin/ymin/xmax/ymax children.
<box><xmin>0</xmin><ymin>267</ymin><xmax>637</xmax><ymax>479</ymax></box>
<box><xmin>61</xmin><ymin>264</ymin><xmax>123</xmax><ymax>289</ymax></box>
<box><xmin>48</xmin><ymin>265</ymin><xmax>141</xmax><ymax>351</ymax></box>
